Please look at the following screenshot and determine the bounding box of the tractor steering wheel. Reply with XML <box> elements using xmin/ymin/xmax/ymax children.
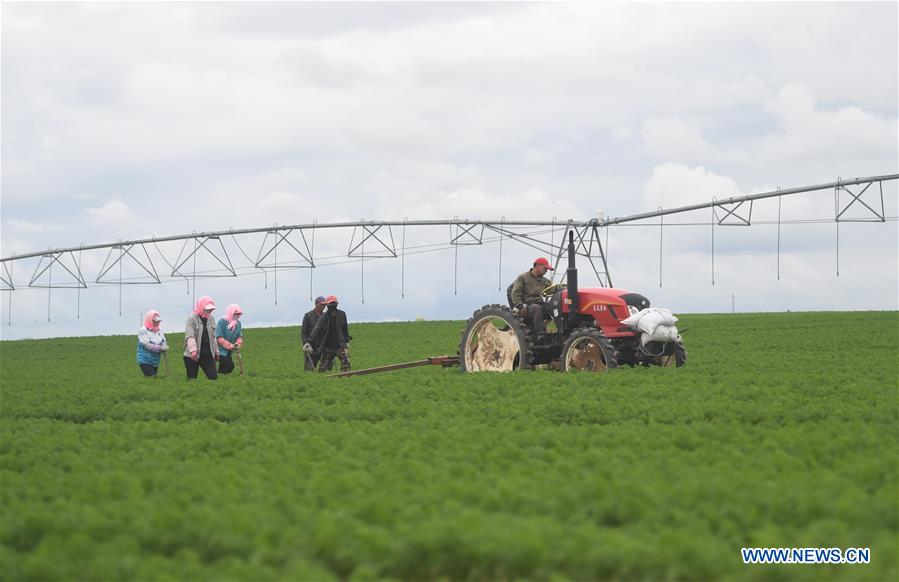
<box><xmin>541</xmin><ymin>283</ymin><xmax>567</xmax><ymax>298</ymax></box>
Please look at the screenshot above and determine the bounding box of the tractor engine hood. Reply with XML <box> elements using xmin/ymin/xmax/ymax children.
<box><xmin>559</xmin><ymin>288</ymin><xmax>651</xmax><ymax>330</ymax></box>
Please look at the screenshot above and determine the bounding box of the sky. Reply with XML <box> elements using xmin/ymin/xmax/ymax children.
<box><xmin>1</xmin><ymin>1</ymin><xmax>897</xmax><ymax>341</ymax></box>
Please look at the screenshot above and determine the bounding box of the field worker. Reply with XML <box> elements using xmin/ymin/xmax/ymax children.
<box><xmin>310</xmin><ymin>295</ymin><xmax>352</xmax><ymax>373</ymax></box>
<box><xmin>184</xmin><ymin>295</ymin><xmax>219</xmax><ymax>380</ymax></box>
<box><xmin>216</xmin><ymin>304</ymin><xmax>244</xmax><ymax>374</ymax></box>
<box><xmin>510</xmin><ymin>257</ymin><xmax>553</xmax><ymax>334</ymax></box>
<box><xmin>136</xmin><ymin>310</ymin><xmax>168</xmax><ymax>377</ymax></box>
<box><xmin>301</xmin><ymin>296</ymin><xmax>327</xmax><ymax>372</ymax></box>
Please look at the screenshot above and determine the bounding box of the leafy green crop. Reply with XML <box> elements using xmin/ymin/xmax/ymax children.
<box><xmin>1</xmin><ymin>312</ymin><xmax>896</xmax><ymax>580</ymax></box>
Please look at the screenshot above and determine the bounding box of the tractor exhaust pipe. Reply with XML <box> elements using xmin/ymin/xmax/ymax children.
<box><xmin>567</xmin><ymin>230</ymin><xmax>579</xmax><ymax>325</ymax></box>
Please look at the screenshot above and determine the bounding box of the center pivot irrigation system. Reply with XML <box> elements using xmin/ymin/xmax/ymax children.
<box><xmin>1</xmin><ymin>174</ymin><xmax>896</xmax><ymax>335</ymax></box>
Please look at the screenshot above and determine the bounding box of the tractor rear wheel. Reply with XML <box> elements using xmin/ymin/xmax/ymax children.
<box><xmin>561</xmin><ymin>328</ymin><xmax>618</xmax><ymax>372</ymax></box>
<box><xmin>460</xmin><ymin>304</ymin><xmax>532</xmax><ymax>372</ymax></box>
<box><xmin>656</xmin><ymin>338</ymin><xmax>688</xmax><ymax>367</ymax></box>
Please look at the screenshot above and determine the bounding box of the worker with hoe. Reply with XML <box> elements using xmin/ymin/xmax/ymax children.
<box><xmin>510</xmin><ymin>257</ymin><xmax>553</xmax><ymax>335</ymax></box>
<box><xmin>215</xmin><ymin>304</ymin><xmax>244</xmax><ymax>374</ymax></box>
<box><xmin>301</xmin><ymin>296</ymin><xmax>327</xmax><ymax>371</ymax></box>
<box><xmin>310</xmin><ymin>295</ymin><xmax>352</xmax><ymax>372</ymax></box>
<box><xmin>184</xmin><ymin>295</ymin><xmax>219</xmax><ymax>380</ymax></box>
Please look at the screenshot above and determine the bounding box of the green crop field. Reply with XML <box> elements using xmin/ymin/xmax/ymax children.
<box><xmin>1</xmin><ymin>312</ymin><xmax>896</xmax><ymax>581</ymax></box>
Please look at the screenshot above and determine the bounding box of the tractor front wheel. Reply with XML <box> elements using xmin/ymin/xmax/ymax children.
<box><xmin>460</xmin><ymin>304</ymin><xmax>532</xmax><ymax>372</ymax></box>
<box><xmin>560</xmin><ymin>328</ymin><xmax>618</xmax><ymax>372</ymax></box>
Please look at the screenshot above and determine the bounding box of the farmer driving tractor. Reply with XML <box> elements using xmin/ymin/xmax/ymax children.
<box><xmin>510</xmin><ymin>257</ymin><xmax>554</xmax><ymax>335</ymax></box>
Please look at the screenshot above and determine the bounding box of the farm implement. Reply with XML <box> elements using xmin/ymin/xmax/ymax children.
<box><xmin>335</xmin><ymin>230</ymin><xmax>686</xmax><ymax>377</ymax></box>
<box><xmin>332</xmin><ymin>355</ymin><xmax>460</xmax><ymax>377</ymax></box>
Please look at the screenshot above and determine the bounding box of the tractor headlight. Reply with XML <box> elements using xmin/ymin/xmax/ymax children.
<box><xmin>628</xmin><ymin>305</ymin><xmax>639</xmax><ymax>316</ymax></box>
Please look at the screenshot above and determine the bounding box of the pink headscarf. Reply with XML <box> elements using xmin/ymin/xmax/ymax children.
<box><xmin>223</xmin><ymin>304</ymin><xmax>243</xmax><ymax>331</ymax></box>
<box><xmin>143</xmin><ymin>310</ymin><xmax>161</xmax><ymax>332</ymax></box>
<box><xmin>193</xmin><ymin>295</ymin><xmax>216</xmax><ymax>316</ymax></box>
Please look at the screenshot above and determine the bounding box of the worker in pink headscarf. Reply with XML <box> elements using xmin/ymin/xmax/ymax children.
<box><xmin>136</xmin><ymin>310</ymin><xmax>168</xmax><ymax>377</ymax></box>
<box><xmin>215</xmin><ymin>303</ymin><xmax>244</xmax><ymax>374</ymax></box>
<box><xmin>183</xmin><ymin>295</ymin><xmax>219</xmax><ymax>380</ymax></box>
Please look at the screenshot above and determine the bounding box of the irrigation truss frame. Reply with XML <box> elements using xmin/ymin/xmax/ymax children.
<box><xmin>1</xmin><ymin>173</ymin><xmax>896</xmax><ymax>323</ymax></box>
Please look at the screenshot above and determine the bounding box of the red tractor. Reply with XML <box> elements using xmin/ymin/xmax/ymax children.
<box><xmin>459</xmin><ymin>231</ymin><xmax>687</xmax><ymax>372</ymax></box>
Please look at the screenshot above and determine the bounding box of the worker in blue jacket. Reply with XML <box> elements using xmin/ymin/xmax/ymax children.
<box><xmin>215</xmin><ymin>304</ymin><xmax>244</xmax><ymax>374</ymax></box>
<box><xmin>136</xmin><ymin>310</ymin><xmax>169</xmax><ymax>377</ymax></box>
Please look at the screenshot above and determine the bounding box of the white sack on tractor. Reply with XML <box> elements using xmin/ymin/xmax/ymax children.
<box><xmin>640</xmin><ymin>325</ymin><xmax>680</xmax><ymax>346</ymax></box>
<box><xmin>621</xmin><ymin>308</ymin><xmax>678</xmax><ymax>335</ymax></box>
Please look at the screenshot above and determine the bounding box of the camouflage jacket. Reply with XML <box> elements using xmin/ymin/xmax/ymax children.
<box><xmin>510</xmin><ymin>270</ymin><xmax>551</xmax><ymax>306</ymax></box>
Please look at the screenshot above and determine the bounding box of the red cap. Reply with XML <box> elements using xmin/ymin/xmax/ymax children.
<box><xmin>533</xmin><ymin>258</ymin><xmax>554</xmax><ymax>270</ymax></box>
<box><xmin>325</xmin><ymin>295</ymin><xmax>339</xmax><ymax>304</ymax></box>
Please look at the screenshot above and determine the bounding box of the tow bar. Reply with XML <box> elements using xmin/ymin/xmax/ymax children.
<box><xmin>331</xmin><ymin>355</ymin><xmax>460</xmax><ymax>377</ymax></box>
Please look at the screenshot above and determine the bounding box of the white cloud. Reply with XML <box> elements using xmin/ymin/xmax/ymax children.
<box><xmin>639</xmin><ymin>85</ymin><xmax>896</xmax><ymax>181</ymax></box>
<box><xmin>758</xmin><ymin>84</ymin><xmax>897</xmax><ymax>170</ymax></box>
<box><xmin>3</xmin><ymin>219</ymin><xmax>64</xmax><ymax>233</ymax></box>
<box><xmin>643</xmin><ymin>163</ymin><xmax>742</xmax><ymax>211</ymax></box>
<box><xmin>682</xmin><ymin>77</ymin><xmax>773</xmax><ymax>111</ymax></box>
<box><xmin>85</xmin><ymin>199</ymin><xmax>132</xmax><ymax>226</ymax></box>
<box><xmin>375</xmin><ymin>185</ymin><xmax>584</xmax><ymax>223</ymax></box>
<box><xmin>611</xmin><ymin>126</ymin><xmax>635</xmax><ymax>143</ymax></box>
<box><xmin>642</xmin><ymin>118</ymin><xmax>718</xmax><ymax>163</ymax></box>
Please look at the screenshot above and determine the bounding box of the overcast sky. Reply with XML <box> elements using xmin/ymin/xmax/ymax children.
<box><xmin>1</xmin><ymin>1</ymin><xmax>896</xmax><ymax>341</ymax></box>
